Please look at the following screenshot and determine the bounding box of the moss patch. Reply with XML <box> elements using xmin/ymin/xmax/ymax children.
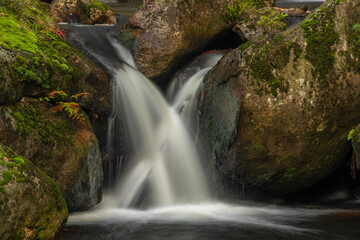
<box><xmin>0</xmin><ymin>143</ymin><xmax>68</xmax><ymax>239</ymax></box>
<box><xmin>82</xmin><ymin>0</ymin><xmax>110</xmax><ymax>18</ymax></box>
<box><xmin>225</xmin><ymin>0</ymin><xmax>266</xmax><ymax>23</ymax></box>
<box><xmin>9</xmin><ymin>101</ymin><xmax>72</xmax><ymax>144</ymax></box>
<box><xmin>0</xmin><ymin>145</ymin><xmax>31</xmax><ymax>191</ymax></box>
<box><xmin>301</xmin><ymin>5</ymin><xmax>339</xmax><ymax>85</ymax></box>
<box><xmin>0</xmin><ymin>1</ymin><xmax>81</xmax><ymax>91</ymax></box>
<box><xmin>246</xmin><ymin>36</ymin><xmax>301</xmax><ymax>96</ymax></box>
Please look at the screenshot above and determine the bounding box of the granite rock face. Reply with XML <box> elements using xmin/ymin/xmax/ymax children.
<box><xmin>51</xmin><ymin>0</ymin><xmax>117</xmax><ymax>24</ymax></box>
<box><xmin>200</xmin><ymin>0</ymin><xmax>360</xmax><ymax>197</ymax></box>
<box><xmin>0</xmin><ymin>144</ymin><xmax>68</xmax><ymax>239</ymax></box>
<box><xmin>0</xmin><ymin>98</ymin><xmax>104</xmax><ymax>212</ymax></box>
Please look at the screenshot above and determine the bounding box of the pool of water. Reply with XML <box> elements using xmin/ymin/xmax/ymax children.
<box><xmin>57</xmin><ymin>201</ymin><xmax>360</xmax><ymax>240</ymax></box>
<box><xmin>56</xmin><ymin>1</ymin><xmax>360</xmax><ymax>240</ymax></box>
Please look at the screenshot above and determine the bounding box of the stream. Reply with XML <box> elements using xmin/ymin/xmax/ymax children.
<box><xmin>57</xmin><ymin>1</ymin><xmax>360</xmax><ymax>239</ymax></box>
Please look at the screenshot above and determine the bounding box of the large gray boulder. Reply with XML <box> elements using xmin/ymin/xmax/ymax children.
<box><xmin>0</xmin><ymin>144</ymin><xmax>68</xmax><ymax>239</ymax></box>
<box><xmin>200</xmin><ymin>0</ymin><xmax>360</xmax><ymax>196</ymax></box>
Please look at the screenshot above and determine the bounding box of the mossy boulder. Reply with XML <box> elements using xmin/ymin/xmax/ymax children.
<box><xmin>0</xmin><ymin>144</ymin><xmax>68</xmax><ymax>239</ymax></box>
<box><xmin>232</xmin><ymin>7</ymin><xmax>288</xmax><ymax>42</ymax></box>
<box><xmin>119</xmin><ymin>0</ymin><xmax>274</xmax><ymax>83</ymax></box>
<box><xmin>0</xmin><ymin>98</ymin><xmax>103</xmax><ymax>212</ymax></box>
<box><xmin>0</xmin><ymin>0</ymin><xmax>111</xmax><ymax>116</ymax></box>
<box><xmin>200</xmin><ymin>0</ymin><xmax>360</xmax><ymax>197</ymax></box>
<box><xmin>51</xmin><ymin>0</ymin><xmax>117</xmax><ymax>24</ymax></box>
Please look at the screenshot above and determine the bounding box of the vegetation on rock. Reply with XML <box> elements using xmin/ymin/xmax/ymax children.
<box><xmin>200</xmin><ymin>0</ymin><xmax>360</xmax><ymax>197</ymax></box>
<box><xmin>0</xmin><ymin>144</ymin><xmax>68</xmax><ymax>240</ymax></box>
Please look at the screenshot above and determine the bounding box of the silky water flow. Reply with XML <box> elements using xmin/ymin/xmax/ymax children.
<box><xmin>60</xmin><ymin>25</ymin><xmax>360</xmax><ymax>240</ymax></box>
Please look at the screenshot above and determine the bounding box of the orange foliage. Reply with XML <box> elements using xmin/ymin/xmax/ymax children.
<box><xmin>71</xmin><ymin>92</ymin><xmax>93</xmax><ymax>101</ymax></box>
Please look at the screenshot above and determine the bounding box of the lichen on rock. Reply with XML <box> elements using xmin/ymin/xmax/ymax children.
<box><xmin>199</xmin><ymin>0</ymin><xmax>360</xmax><ymax>197</ymax></box>
<box><xmin>0</xmin><ymin>0</ymin><xmax>111</xmax><ymax>116</ymax></box>
<box><xmin>0</xmin><ymin>144</ymin><xmax>68</xmax><ymax>240</ymax></box>
<box><xmin>50</xmin><ymin>0</ymin><xmax>117</xmax><ymax>24</ymax></box>
<box><xmin>119</xmin><ymin>0</ymin><xmax>269</xmax><ymax>83</ymax></box>
<box><xmin>0</xmin><ymin>98</ymin><xmax>104</xmax><ymax>212</ymax></box>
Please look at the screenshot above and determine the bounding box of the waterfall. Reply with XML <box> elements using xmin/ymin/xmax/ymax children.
<box><xmin>104</xmin><ymin>40</ymin><xmax>223</xmax><ymax>208</ymax></box>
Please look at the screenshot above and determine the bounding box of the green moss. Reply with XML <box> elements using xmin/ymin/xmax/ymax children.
<box><xmin>301</xmin><ymin>5</ymin><xmax>338</xmax><ymax>85</ymax></box>
<box><xmin>238</xmin><ymin>41</ymin><xmax>251</xmax><ymax>51</ymax></box>
<box><xmin>1</xmin><ymin>170</ymin><xmax>13</xmax><ymax>185</ymax></box>
<box><xmin>246</xmin><ymin>36</ymin><xmax>299</xmax><ymax>96</ymax></box>
<box><xmin>343</xmin><ymin>4</ymin><xmax>360</xmax><ymax>74</ymax></box>
<box><xmin>12</xmin><ymin>156</ymin><xmax>25</xmax><ymax>165</ymax></box>
<box><xmin>225</xmin><ymin>0</ymin><xmax>266</xmax><ymax>23</ymax></box>
<box><xmin>0</xmin><ymin>1</ymin><xmax>81</xmax><ymax>91</ymax></box>
<box><xmin>292</xmin><ymin>42</ymin><xmax>303</xmax><ymax>62</ymax></box>
<box><xmin>16</xmin><ymin>228</ymin><xmax>25</xmax><ymax>239</ymax></box>
<box><xmin>284</xmin><ymin>167</ymin><xmax>299</xmax><ymax>179</ymax></box>
<box><xmin>10</xmin><ymin>103</ymin><xmax>71</xmax><ymax>144</ymax></box>
<box><xmin>256</xmin><ymin>8</ymin><xmax>288</xmax><ymax>34</ymax></box>
<box><xmin>83</xmin><ymin>0</ymin><xmax>109</xmax><ymax>18</ymax></box>
<box><xmin>0</xmin><ymin>145</ymin><xmax>34</xmax><ymax>188</ymax></box>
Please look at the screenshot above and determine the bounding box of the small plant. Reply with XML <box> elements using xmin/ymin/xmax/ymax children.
<box><xmin>348</xmin><ymin>126</ymin><xmax>360</xmax><ymax>141</ymax></box>
<box><xmin>40</xmin><ymin>90</ymin><xmax>91</xmax><ymax>130</ymax></box>
<box><xmin>52</xmin><ymin>102</ymin><xmax>87</xmax><ymax>130</ymax></box>
<box><xmin>225</xmin><ymin>0</ymin><xmax>266</xmax><ymax>22</ymax></box>
<box><xmin>256</xmin><ymin>8</ymin><xmax>288</xmax><ymax>35</ymax></box>
<box><xmin>71</xmin><ymin>92</ymin><xmax>93</xmax><ymax>102</ymax></box>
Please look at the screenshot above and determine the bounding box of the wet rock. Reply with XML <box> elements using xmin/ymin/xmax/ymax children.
<box><xmin>232</xmin><ymin>7</ymin><xmax>288</xmax><ymax>42</ymax></box>
<box><xmin>275</xmin><ymin>5</ymin><xmax>309</xmax><ymax>17</ymax></box>
<box><xmin>118</xmin><ymin>0</ymin><xmax>236</xmax><ymax>82</ymax></box>
<box><xmin>51</xmin><ymin>0</ymin><xmax>117</xmax><ymax>24</ymax></box>
<box><xmin>200</xmin><ymin>0</ymin><xmax>360</xmax><ymax>197</ymax></box>
<box><xmin>0</xmin><ymin>0</ymin><xmax>109</xmax><ymax>212</ymax></box>
<box><xmin>119</xmin><ymin>0</ymin><xmax>277</xmax><ymax>83</ymax></box>
<box><xmin>0</xmin><ymin>98</ymin><xmax>104</xmax><ymax>212</ymax></box>
<box><xmin>0</xmin><ymin>0</ymin><xmax>111</xmax><ymax>116</ymax></box>
<box><xmin>0</xmin><ymin>144</ymin><xmax>68</xmax><ymax>239</ymax></box>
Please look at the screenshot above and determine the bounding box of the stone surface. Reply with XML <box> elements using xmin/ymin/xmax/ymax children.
<box><xmin>51</xmin><ymin>0</ymin><xmax>117</xmax><ymax>24</ymax></box>
<box><xmin>0</xmin><ymin>144</ymin><xmax>68</xmax><ymax>239</ymax></box>
<box><xmin>200</xmin><ymin>0</ymin><xmax>360</xmax><ymax>197</ymax></box>
<box><xmin>0</xmin><ymin>0</ymin><xmax>111</xmax><ymax>116</ymax></box>
<box><xmin>118</xmin><ymin>0</ymin><xmax>238</xmax><ymax>82</ymax></box>
<box><xmin>0</xmin><ymin>0</ymin><xmax>107</xmax><ymax>212</ymax></box>
<box><xmin>0</xmin><ymin>98</ymin><xmax>104</xmax><ymax>212</ymax></box>
<box><xmin>119</xmin><ymin>0</ymin><xmax>278</xmax><ymax>83</ymax></box>
<box><xmin>232</xmin><ymin>7</ymin><xmax>287</xmax><ymax>42</ymax></box>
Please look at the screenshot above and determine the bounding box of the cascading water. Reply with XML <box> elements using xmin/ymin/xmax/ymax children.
<box><xmin>167</xmin><ymin>53</ymin><xmax>224</xmax><ymax>138</ymax></box>
<box><xmin>102</xmin><ymin>38</ymin><xmax>223</xmax><ymax>208</ymax></box>
<box><xmin>59</xmin><ymin>19</ymin><xmax>360</xmax><ymax>240</ymax></box>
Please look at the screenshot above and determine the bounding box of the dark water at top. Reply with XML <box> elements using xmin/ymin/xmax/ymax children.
<box><xmin>276</xmin><ymin>0</ymin><xmax>325</xmax><ymax>10</ymax></box>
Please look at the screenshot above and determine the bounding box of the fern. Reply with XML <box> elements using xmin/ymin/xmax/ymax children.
<box><xmin>53</xmin><ymin>102</ymin><xmax>87</xmax><ymax>130</ymax></box>
<box><xmin>49</xmin><ymin>90</ymin><xmax>67</xmax><ymax>98</ymax></box>
<box><xmin>42</xmin><ymin>90</ymin><xmax>91</xmax><ymax>130</ymax></box>
<box><xmin>71</xmin><ymin>92</ymin><xmax>93</xmax><ymax>102</ymax></box>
